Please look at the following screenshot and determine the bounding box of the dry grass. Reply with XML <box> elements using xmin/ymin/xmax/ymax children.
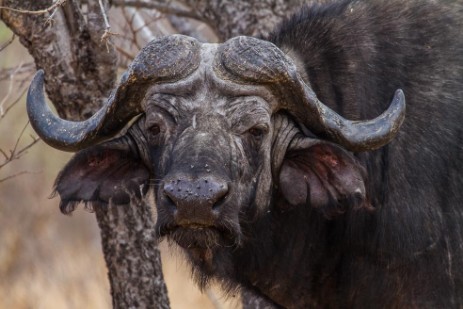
<box><xmin>0</xmin><ymin>22</ymin><xmax>239</xmax><ymax>309</ymax></box>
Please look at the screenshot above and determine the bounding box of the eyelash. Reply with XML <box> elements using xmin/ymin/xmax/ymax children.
<box><xmin>148</xmin><ymin>124</ymin><xmax>161</xmax><ymax>136</ymax></box>
<box><xmin>248</xmin><ymin>127</ymin><xmax>265</xmax><ymax>139</ymax></box>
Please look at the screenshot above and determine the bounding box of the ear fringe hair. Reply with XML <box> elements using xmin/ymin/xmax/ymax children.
<box><xmin>56</xmin><ymin>196</ymin><xmax>99</xmax><ymax>215</ymax></box>
<box><xmin>318</xmin><ymin>192</ymin><xmax>375</xmax><ymax>220</ymax></box>
<box><xmin>59</xmin><ymin>200</ymin><xmax>79</xmax><ymax>215</ymax></box>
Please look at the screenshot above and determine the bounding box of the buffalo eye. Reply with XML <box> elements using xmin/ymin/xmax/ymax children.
<box><xmin>146</xmin><ymin>123</ymin><xmax>165</xmax><ymax>144</ymax></box>
<box><xmin>148</xmin><ymin>124</ymin><xmax>161</xmax><ymax>136</ymax></box>
<box><xmin>247</xmin><ymin>126</ymin><xmax>267</xmax><ymax>143</ymax></box>
<box><xmin>248</xmin><ymin>127</ymin><xmax>263</xmax><ymax>138</ymax></box>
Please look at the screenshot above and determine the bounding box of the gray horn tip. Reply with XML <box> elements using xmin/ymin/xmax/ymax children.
<box><xmin>336</xmin><ymin>88</ymin><xmax>406</xmax><ymax>152</ymax></box>
<box><xmin>393</xmin><ymin>89</ymin><xmax>405</xmax><ymax>107</ymax></box>
<box><xmin>27</xmin><ymin>69</ymin><xmax>45</xmax><ymax>100</ymax></box>
<box><xmin>391</xmin><ymin>88</ymin><xmax>406</xmax><ymax>124</ymax></box>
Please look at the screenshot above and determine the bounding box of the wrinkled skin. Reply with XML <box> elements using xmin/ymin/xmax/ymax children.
<box><xmin>29</xmin><ymin>0</ymin><xmax>463</xmax><ymax>308</ymax></box>
<box><xmin>147</xmin><ymin>77</ymin><xmax>274</xmax><ymax>250</ymax></box>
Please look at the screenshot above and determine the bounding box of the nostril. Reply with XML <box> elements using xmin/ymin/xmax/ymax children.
<box><xmin>208</xmin><ymin>181</ymin><xmax>229</xmax><ymax>210</ymax></box>
<box><xmin>163</xmin><ymin>183</ymin><xmax>179</xmax><ymax>210</ymax></box>
<box><xmin>163</xmin><ymin>192</ymin><xmax>177</xmax><ymax>210</ymax></box>
<box><xmin>211</xmin><ymin>194</ymin><xmax>227</xmax><ymax>210</ymax></box>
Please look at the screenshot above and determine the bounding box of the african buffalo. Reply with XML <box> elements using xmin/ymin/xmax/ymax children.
<box><xmin>27</xmin><ymin>0</ymin><xmax>463</xmax><ymax>307</ymax></box>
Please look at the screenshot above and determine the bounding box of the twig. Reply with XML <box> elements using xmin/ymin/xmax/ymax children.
<box><xmin>121</xmin><ymin>7</ymin><xmax>142</xmax><ymax>49</ymax></box>
<box><xmin>99</xmin><ymin>0</ymin><xmax>111</xmax><ymax>31</ymax></box>
<box><xmin>168</xmin><ymin>15</ymin><xmax>213</xmax><ymax>42</ymax></box>
<box><xmin>45</xmin><ymin>0</ymin><xmax>64</xmax><ymax>26</ymax></box>
<box><xmin>0</xmin><ymin>85</ymin><xmax>28</xmax><ymax>120</ymax></box>
<box><xmin>0</xmin><ymin>0</ymin><xmax>66</xmax><ymax>15</ymax></box>
<box><xmin>0</xmin><ymin>149</ymin><xmax>8</xmax><ymax>161</ymax></box>
<box><xmin>0</xmin><ymin>170</ymin><xmax>41</xmax><ymax>184</ymax></box>
<box><xmin>0</xmin><ymin>122</ymin><xmax>41</xmax><ymax>170</ymax></box>
<box><xmin>12</xmin><ymin>122</ymin><xmax>31</xmax><ymax>158</ymax></box>
<box><xmin>144</xmin><ymin>9</ymin><xmax>171</xmax><ymax>36</ymax></box>
<box><xmin>16</xmin><ymin>136</ymin><xmax>41</xmax><ymax>158</ymax></box>
<box><xmin>98</xmin><ymin>0</ymin><xmax>120</xmax><ymax>51</ymax></box>
<box><xmin>114</xmin><ymin>45</ymin><xmax>137</xmax><ymax>62</ymax></box>
<box><xmin>0</xmin><ymin>34</ymin><xmax>15</xmax><ymax>52</ymax></box>
<box><xmin>125</xmin><ymin>7</ymin><xmax>156</xmax><ymax>43</ymax></box>
<box><xmin>0</xmin><ymin>62</ymin><xmax>23</xmax><ymax>117</ymax></box>
<box><xmin>111</xmin><ymin>0</ymin><xmax>202</xmax><ymax>21</ymax></box>
<box><xmin>133</xmin><ymin>10</ymin><xmax>164</xmax><ymax>34</ymax></box>
<box><xmin>0</xmin><ymin>63</ymin><xmax>35</xmax><ymax>81</ymax></box>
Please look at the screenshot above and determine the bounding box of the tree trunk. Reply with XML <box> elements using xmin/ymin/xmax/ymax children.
<box><xmin>1</xmin><ymin>1</ymin><xmax>170</xmax><ymax>308</ymax></box>
<box><xmin>95</xmin><ymin>199</ymin><xmax>169</xmax><ymax>309</ymax></box>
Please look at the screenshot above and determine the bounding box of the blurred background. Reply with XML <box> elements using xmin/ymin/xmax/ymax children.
<box><xmin>0</xmin><ymin>10</ymin><xmax>239</xmax><ymax>309</ymax></box>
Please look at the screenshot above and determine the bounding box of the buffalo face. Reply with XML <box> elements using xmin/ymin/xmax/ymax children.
<box><xmin>146</xmin><ymin>79</ymin><xmax>276</xmax><ymax>254</ymax></box>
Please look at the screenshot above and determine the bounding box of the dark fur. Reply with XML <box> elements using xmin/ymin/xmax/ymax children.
<box><xmin>54</xmin><ymin>0</ymin><xmax>463</xmax><ymax>307</ymax></box>
<box><xmin>263</xmin><ymin>1</ymin><xmax>463</xmax><ymax>306</ymax></box>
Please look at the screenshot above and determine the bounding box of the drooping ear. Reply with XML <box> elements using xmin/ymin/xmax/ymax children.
<box><xmin>54</xmin><ymin>136</ymin><xmax>150</xmax><ymax>214</ymax></box>
<box><xmin>278</xmin><ymin>141</ymin><xmax>373</xmax><ymax>219</ymax></box>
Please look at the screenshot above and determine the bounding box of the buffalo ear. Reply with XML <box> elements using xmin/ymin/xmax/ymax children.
<box><xmin>54</xmin><ymin>137</ymin><xmax>150</xmax><ymax>214</ymax></box>
<box><xmin>278</xmin><ymin>142</ymin><xmax>372</xmax><ymax>219</ymax></box>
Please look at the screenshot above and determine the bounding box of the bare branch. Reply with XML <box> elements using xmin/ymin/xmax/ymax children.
<box><xmin>12</xmin><ymin>122</ymin><xmax>32</xmax><ymax>158</ymax></box>
<box><xmin>0</xmin><ymin>33</ymin><xmax>15</xmax><ymax>52</ymax></box>
<box><xmin>99</xmin><ymin>0</ymin><xmax>111</xmax><ymax>31</ymax></box>
<box><xmin>0</xmin><ymin>63</ymin><xmax>35</xmax><ymax>81</ymax></box>
<box><xmin>0</xmin><ymin>149</ymin><xmax>7</xmax><ymax>160</ymax></box>
<box><xmin>0</xmin><ymin>0</ymin><xmax>66</xmax><ymax>15</ymax></box>
<box><xmin>45</xmin><ymin>4</ymin><xmax>60</xmax><ymax>25</ymax></box>
<box><xmin>111</xmin><ymin>0</ymin><xmax>202</xmax><ymax>21</ymax></box>
<box><xmin>0</xmin><ymin>85</ymin><xmax>28</xmax><ymax>120</ymax></box>
<box><xmin>120</xmin><ymin>8</ymin><xmax>143</xmax><ymax>50</ymax></box>
<box><xmin>168</xmin><ymin>15</ymin><xmax>215</xmax><ymax>42</ymax></box>
<box><xmin>14</xmin><ymin>136</ymin><xmax>41</xmax><ymax>161</ymax></box>
<box><xmin>98</xmin><ymin>0</ymin><xmax>120</xmax><ymax>50</ymax></box>
<box><xmin>143</xmin><ymin>9</ymin><xmax>174</xmax><ymax>36</ymax></box>
<box><xmin>125</xmin><ymin>7</ymin><xmax>156</xmax><ymax>42</ymax></box>
<box><xmin>0</xmin><ymin>62</ymin><xmax>24</xmax><ymax>116</ymax></box>
<box><xmin>0</xmin><ymin>122</ymin><xmax>41</xmax><ymax>170</ymax></box>
<box><xmin>0</xmin><ymin>170</ymin><xmax>41</xmax><ymax>184</ymax></box>
<box><xmin>118</xmin><ymin>7</ymin><xmax>167</xmax><ymax>50</ymax></box>
<box><xmin>113</xmin><ymin>45</ymin><xmax>137</xmax><ymax>62</ymax></box>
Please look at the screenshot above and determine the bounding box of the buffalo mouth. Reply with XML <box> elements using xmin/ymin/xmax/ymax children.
<box><xmin>158</xmin><ymin>223</ymin><xmax>241</xmax><ymax>250</ymax></box>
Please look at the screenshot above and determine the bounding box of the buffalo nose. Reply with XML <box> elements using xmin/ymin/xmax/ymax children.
<box><xmin>163</xmin><ymin>177</ymin><xmax>229</xmax><ymax>216</ymax></box>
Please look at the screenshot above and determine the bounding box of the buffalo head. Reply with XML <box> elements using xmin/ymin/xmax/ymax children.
<box><xmin>27</xmin><ymin>35</ymin><xmax>405</xmax><ymax>269</ymax></box>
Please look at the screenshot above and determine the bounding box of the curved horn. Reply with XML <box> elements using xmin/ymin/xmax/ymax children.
<box><xmin>27</xmin><ymin>70</ymin><xmax>140</xmax><ymax>152</ymax></box>
<box><xmin>295</xmin><ymin>85</ymin><xmax>405</xmax><ymax>152</ymax></box>
<box><xmin>214</xmin><ymin>36</ymin><xmax>406</xmax><ymax>152</ymax></box>
<box><xmin>27</xmin><ymin>35</ymin><xmax>201</xmax><ymax>152</ymax></box>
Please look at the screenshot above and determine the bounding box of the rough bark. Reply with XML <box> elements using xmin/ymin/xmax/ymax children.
<box><xmin>1</xmin><ymin>0</ymin><xmax>117</xmax><ymax>120</ymax></box>
<box><xmin>112</xmin><ymin>0</ymin><xmax>305</xmax><ymax>40</ymax></box>
<box><xmin>180</xmin><ymin>0</ymin><xmax>304</xmax><ymax>40</ymax></box>
<box><xmin>95</xmin><ymin>199</ymin><xmax>169</xmax><ymax>309</ymax></box>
